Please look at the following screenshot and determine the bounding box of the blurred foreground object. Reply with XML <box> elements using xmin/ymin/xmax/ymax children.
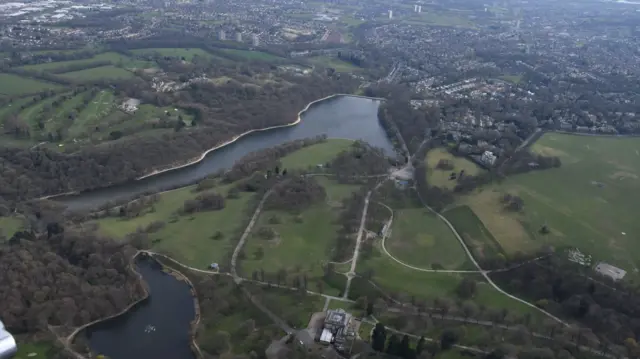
<box><xmin>0</xmin><ymin>320</ymin><xmax>17</xmax><ymax>359</ymax></box>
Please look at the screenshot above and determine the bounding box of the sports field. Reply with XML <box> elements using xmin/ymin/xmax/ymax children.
<box><xmin>308</xmin><ymin>56</ymin><xmax>360</xmax><ymax>73</ymax></box>
<box><xmin>0</xmin><ymin>73</ymin><xmax>61</xmax><ymax>95</ymax></box>
<box><xmin>131</xmin><ymin>47</ymin><xmax>216</xmax><ymax>61</ymax></box>
<box><xmin>59</xmin><ymin>66</ymin><xmax>135</xmax><ymax>82</ymax></box>
<box><xmin>95</xmin><ymin>183</ymin><xmax>254</xmax><ymax>268</ymax></box>
<box><xmin>425</xmin><ymin>148</ymin><xmax>483</xmax><ymax>189</ymax></box>
<box><xmin>279</xmin><ymin>138</ymin><xmax>354</xmax><ymax>170</ymax></box>
<box><xmin>18</xmin><ymin>52</ymin><xmax>130</xmax><ymax>72</ymax></box>
<box><xmin>461</xmin><ymin>133</ymin><xmax>640</xmax><ymax>271</ymax></box>
<box><xmin>220</xmin><ymin>49</ymin><xmax>283</xmax><ymax>61</ymax></box>
<box><xmin>386</xmin><ymin>208</ymin><xmax>469</xmax><ymax>270</ymax></box>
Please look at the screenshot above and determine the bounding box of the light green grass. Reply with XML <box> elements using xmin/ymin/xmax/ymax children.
<box><xmin>46</xmin><ymin>92</ymin><xmax>87</xmax><ymax>134</ymax></box>
<box><xmin>0</xmin><ymin>216</ymin><xmax>24</xmax><ymax>238</ymax></box>
<box><xmin>499</xmin><ymin>74</ymin><xmax>523</xmax><ymax>84</ymax></box>
<box><xmin>386</xmin><ymin>208</ymin><xmax>469</xmax><ymax>270</ymax></box>
<box><xmin>131</xmin><ymin>47</ymin><xmax>215</xmax><ymax>61</ymax></box>
<box><xmin>18</xmin><ymin>94</ymin><xmax>65</xmax><ymax>128</ymax></box>
<box><xmin>280</xmin><ymin>139</ymin><xmax>354</xmax><ymax>170</ymax></box>
<box><xmin>426</xmin><ymin>148</ymin><xmax>483</xmax><ymax>189</ymax></box>
<box><xmin>14</xmin><ymin>341</ymin><xmax>53</xmax><ymax>359</ymax></box>
<box><xmin>94</xmin><ymin>184</ymin><xmax>254</xmax><ymax>268</ymax></box>
<box><xmin>68</xmin><ymin>90</ymin><xmax>115</xmax><ymax>138</ymax></box>
<box><xmin>444</xmin><ymin>205</ymin><xmax>504</xmax><ymax>262</ymax></box>
<box><xmin>242</xmin><ymin>202</ymin><xmax>340</xmax><ymax>284</ymax></box>
<box><xmin>463</xmin><ymin>133</ymin><xmax>640</xmax><ymax>273</ymax></box>
<box><xmin>59</xmin><ymin>65</ymin><xmax>134</xmax><ymax>82</ymax></box>
<box><xmin>308</xmin><ymin>56</ymin><xmax>360</xmax><ymax>73</ymax></box>
<box><xmin>18</xmin><ymin>52</ymin><xmax>130</xmax><ymax>72</ymax></box>
<box><xmin>220</xmin><ymin>49</ymin><xmax>284</xmax><ymax>61</ymax></box>
<box><xmin>0</xmin><ymin>74</ymin><xmax>60</xmax><ymax>95</ymax></box>
<box><xmin>0</xmin><ymin>97</ymin><xmax>34</xmax><ymax>120</ymax></box>
<box><xmin>315</xmin><ymin>177</ymin><xmax>360</xmax><ymax>203</ymax></box>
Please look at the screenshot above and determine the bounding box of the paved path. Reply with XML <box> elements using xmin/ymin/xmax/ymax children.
<box><xmin>231</xmin><ymin>189</ymin><xmax>274</xmax><ymax>283</ymax></box>
<box><xmin>343</xmin><ymin>189</ymin><xmax>374</xmax><ymax>299</ymax></box>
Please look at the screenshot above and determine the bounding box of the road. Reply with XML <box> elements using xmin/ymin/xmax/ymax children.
<box><xmin>343</xmin><ymin>189</ymin><xmax>374</xmax><ymax>299</ymax></box>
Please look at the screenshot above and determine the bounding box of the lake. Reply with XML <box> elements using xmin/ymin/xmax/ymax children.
<box><xmin>85</xmin><ymin>255</ymin><xmax>196</xmax><ymax>359</ymax></box>
<box><xmin>58</xmin><ymin>95</ymin><xmax>393</xmax><ymax>210</ymax></box>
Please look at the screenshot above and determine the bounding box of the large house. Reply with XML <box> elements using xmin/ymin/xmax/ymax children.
<box><xmin>319</xmin><ymin>309</ymin><xmax>355</xmax><ymax>352</ymax></box>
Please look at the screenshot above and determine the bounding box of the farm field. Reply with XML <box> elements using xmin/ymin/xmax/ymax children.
<box><xmin>444</xmin><ymin>205</ymin><xmax>504</xmax><ymax>263</ymax></box>
<box><xmin>425</xmin><ymin>148</ymin><xmax>483</xmax><ymax>189</ymax></box>
<box><xmin>461</xmin><ymin>133</ymin><xmax>640</xmax><ymax>272</ymax></box>
<box><xmin>307</xmin><ymin>56</ymin><xmax>360</xmax><ymax>72</ymax></box>
<box><xmin>279</xmin><ymin>138</ymin><xmax>354</xmax><ymax>170</ymax></box>
<box><xmin>18</xmin><ymin>52</ymin><xmax>131</xmax><ymax>72</ymax></box>
<box><xmin>386</xmin><ymin>208</ymin><xmax>469</xmax><ymax>270</ymax></box>
<box><xmin>219</xmin><ymin>49</ymin><xmax>283</xmax><ymax>61</ymax></box>
<box><xmin>0</xmin><ymin>73</ymin><xmax>61</xmax><ymax>95</ymax></box>
<box><xmin>94</xmin><ymin>183</ymin><xmax>254</xmax><ymax>269</ymax></box>
<box><xmin>59</xmin><ymin>65</ymin><xmax>135</xmax><ymax>82</ymax></box>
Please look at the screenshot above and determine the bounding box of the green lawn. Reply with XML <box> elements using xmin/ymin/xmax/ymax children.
<box><xmin>315</xmin><ymin>177</ymin><xmax>361</xmax><ymax>203</ymax></box>
<box><xmin>0</xmin><ymin>216</ymin><xmax>24</xmax><ymax>238</ymax></box>
<box><xmin>279</xmin><ymin>139</ymin><xmax>354</xmax><ymax>170</ymax></box>
<box><xmin>18</xmin><ymin>52</ymin><xmax>131</xmax><ymax>72</ymax></box>
<box><xmin>131</xmin><ymin>47</ymin><xmax>216</xmax><ymax>61</ymax></box>
<box><xmin>219</xmin><ymin>49</ymin><xmax>283</xmax><ymax>62</ymax></box>
<box><xmin>0</xmin><ymin>74</ymin><xmax>61</xmax><ymax>95</ymax></box>
<box><xmin>444</xmin><ymin>205</ymin><xmax>504</xmax><ymax>262</ymax></box>
<box><xmin>14</xmin><ymin>341</ymin><xmax>53</xmax><ymax>359</ymax></box>
<box><xmin>46</xmin><ymin>91</ymin><xmax>88</xmax><ymax>134</ymax></box>
<box><xmin>245</xmin><ymin>284</ymin><xmax>325</xmax><ymax>329</ymax></box>
<box><xmin>68</xmin><ymin>90</ymin><xmax>115</xmax><ymax>138</ymax></box>
<box><xmin>0</xmin><ymin>97</ymin><xmax>34</xmax><ymax>120</ymax></box>
<box><xmin>94</xmin><ymin>183</ymin><xmax>254</xmax><ymax>268</ymax></box>
<box><xmin>462</xmin><ymin>133</ymin><xmax>640</xmax><ymax>273</ymax></box>
<box><xmin>386</xmin><ymin>208</ymin><xmax>469</xmax><ymax>270</ymax></box>
<box><xmin>241</xmin><ymin>202</ymin><xmax>340</xmax><ymax>287</ymax></box>
<box><xmin>426</xmin><ymin>148</ymin><xmax>483</xmax><ymax>190</ymax></box>
<box><xmin>308</xmin><ymin>56</ymin><xmax>360</xmax><ymax>73</ymax></box>
<box><xmin>499</xmin><ymin>74</ymin><xmax>523</xmax><ymax>84</ymax></box>
<box><xmin>59</xmin><ymin>65</ymin><xmax>135</xmax><ymax>82</ymax></box>
<box><xmin>19</xmin><ymin>94</ymin><xmax>65</xmax><ymax>128</ymax></box>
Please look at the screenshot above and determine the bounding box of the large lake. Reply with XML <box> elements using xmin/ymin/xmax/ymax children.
<box><xmin>85</xmin><ymin>255</ymin><xmax>197</xmax><ymax>359</ymax></box>
<box><xmin>58</xmin><ymin>95</ymin><xmax>393</xmax><ymax>210</ymax></box>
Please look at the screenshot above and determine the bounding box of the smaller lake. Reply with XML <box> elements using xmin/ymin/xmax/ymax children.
<box><xmin>85</xmin><ymin>256</ymin><xmax>196</xmax><ymax>359</ymax></box>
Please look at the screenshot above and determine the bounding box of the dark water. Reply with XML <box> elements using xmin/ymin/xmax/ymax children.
<box><xmin>85</xmin><ymin>256</ymin><xmax>196</xmax><ymax>359</ymax></box>
<box><xmin>58</xmin><ymin>95</ymin><xmax>393</xmax><ymax>210</ymax></box>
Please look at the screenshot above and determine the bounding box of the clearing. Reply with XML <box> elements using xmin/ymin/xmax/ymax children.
<box><xmin>94</xmin><ymin>183</ymin><xmax>254</xmax><ymax>268</ymax></box>
<box><xmin>386</xmin><ymin>208</ymin><xmax>469</xmax><ymax>270</ymax></box>
<box><xmin>0</xmin><ymin>73</ymin><xmax>61</xmax><ymax>95</ymax></box>
<box><xmin>461</xmin><ymin>133</ymin><xmax>640</xmax><ymax>272</ymax></box>
<box><xmin>279</xmin><ymin>138</ymin><xmax>354</xmax><ymax>170</ymax></box>
<box><xmin>219</xmin><ymin>49</ymin><xmax>283</xmax><ymax>62</ymax></box>
<box><xmin>425</xmin><ymin>148</ymin><xmax>483</xmax><ymax>189</ymax></box>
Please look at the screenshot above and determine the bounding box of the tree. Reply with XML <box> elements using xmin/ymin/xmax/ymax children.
<box><xmin>399</xmin><ymin>335</ymin><xmax>414</xmax><ymax>359</ymax></box>
<box><xmin>366</xmin><ymin>301</ymin><xmax>374</xmax><ymax>317</ymax></box>
<box><xmin>461</xmin><ymin>301</ymin><xmax>478</xmax><ymax>321</ymax></box>
<box><xmin>416</xmin><ymin>336</ymin><xmax>426</xmax><ymax>355</ymax></box>
<box><xmin>371</xmin><ymin>323</ymin><xmax>387</xmax><ymax>352</ymax></box>
<box><xmin>440</xmin><ymin>330</ymin><xmax>458</xmax><ymax>350</ymax></box>
<box><xmin>456</xmin><ymin>277</ymin><xmax>477</xmax><ymax>299</ymax></box>
<box><xmin>386</xmin><ymin>334</ymin><xmax>399</xmax><ymax>356</ymax></box>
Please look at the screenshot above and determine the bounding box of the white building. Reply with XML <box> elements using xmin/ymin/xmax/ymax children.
<box><xmin>218</xmin><ymin>30</ymin><xmax>226</xmax><ymax>41</ymax></box>
<box><xmin>481</xmin><ymin>151</ymin><xmax>497</xmax><ymax>166</ymax></box>
<box><xmin>388</xmin><ymin>10</ymin><xmax>393</xmax><ymax>19</ymax></box>
<box><xmin>594</xmin><ymin>262</ymin><xmax>626</xmax><ymax>281</ymax></box>
<box><xmin>235</xmin><ymin>32</ymin><xmax>242</xmax><ymax>42</ymax></box>
<box><xmin>252</xmin><ymin>34</ymin><xmax>260</xmax><ymax>47</ymax></box>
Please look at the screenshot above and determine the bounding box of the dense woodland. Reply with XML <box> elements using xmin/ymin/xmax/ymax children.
<box><xmin>0</xmin><ymin>230</ymin><xmax>143</xmax><ymax>333</ymax></box>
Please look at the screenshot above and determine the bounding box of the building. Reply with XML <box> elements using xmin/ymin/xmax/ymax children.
<box><xmin>481</xmin><ymin>150</ymin><xmax>497</xmax><ymax>167</ymax></box>
<box><xmin>388</xmin><ymin>10</ymin><xmax>393</xmax><ymax>19</ymax></box>
<box><xmin>594</xmin><ymin>262</ymin><xmax>626</xmax><ymax>281</ymax></box>
<box><xmin>319</xmin><ymin>309</ymin><xmax>355</xmax><ymax>352</ymax></box>
<box><xmin>0</xmin><ymin>320</ymin><xmax>17</xmax><ymax>359</ymax></box>
<box><xmin>218</xmin><ymin>29</ymin><xmax>226</xmax><ymax>41</ymax></box>
<box><xmin>120</xmin><ymin>98</ymin><xmax>140</xmax><ymax>113</ymax></box>
<box><xmin>235</xmin><ymin>32</ymin><xmax>242</xmax><ymax>42</ymax></box>
<box><xmin>418</xmin><ymin>5</ymin><xmax>422</xmax><ymax>12</ymax></box>
<box><xmin>252</xmin><ymin>34</ymin><xmax>260</xmax><ymax>47</ymax></box>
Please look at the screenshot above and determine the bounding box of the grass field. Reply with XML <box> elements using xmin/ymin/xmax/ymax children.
<box><xmin>386</xmin><ymin>208</ymin><xmax>469</xmax><ymax>270</ymax></box>
<box><xmin>0</xmin><ymin>73</ymin><xmax>61</xmax><ymax>95</ymax></box>
<box><xmin>13</xmin><ymin>341</ymin><xmax>53</xmax><ymax>359</ymax></box>
<box><xmin>19</xmin><ymin>94</ymin><xmax>65</xmax><ymax>128</ymax></box>
<box><xmin>315</xmin><ymin>177</ymin><xmax>360</xmax><ymax>203</ymax></box>
<box><xmin>68</xmin><ymin>90</ymin><xmax>115</xmax><ymax>138</ymax></box>
<box><xmin>426</xmin><ymin>148</ymin><xmax>483</xmax><ymax>189</ymax></box>
<box><xmin>241</xmin><ymin>201</ymin><xmax>341</xmax><ymax>289</ymax></box>
<box><xmin>18</xmin><ymin>52</ymin><xmax>131</xmax><ymax>72</ymax></box>
<box><xmin>308</xmin><ymin>56</ymin><xmax>360</xmax><ymax>73</ymax></box>
<box><xmin>0</xmin><ymin>216</ymin><xmax>24</xmax><ymax>238</ymax></box>
<box><xmin>46</xmin><ymin>91</ymin><xmax>88</xmax><ymax>133</ymax></box>
<box><xmin>59</xmin><ymin>65</ymin><xmax>135</xmax><ymax>82</ymax></box>
<box><xmin>444</xmin><ymin>205</ymin><xmax>504</xmax><ymax>262</ymax></box>
<box><xmin>499</xmin><ymin>74</ymin><xmax>523</xmax><ymax>84</ymax></box>
<box><xmin>461</xmin><ymin>133</ymin><xmax>640</xmax><ymax>272</ymax></box>
<box><xmin>94</xmin><ymin>183</ymin><xmax>254</xmax><ymax>268</ymax></box>
<box><xmin>279</xmin><ymin>139</ymin><xmax>354</xmax><ymax>170</ymax></box>
<box><xmin>131</xmin><ymin>47</ymin><xmax>216</xmax><ymax>61</ymax></box>
<box><xmin>0</xmin><ymin>97</ymin><xmax>34</xmax><ymax>120</ymax></box>
<box><xmin>219</xmin><ymin>49</ymin><xmax>283</xmax><ymax>61</ymax></box>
